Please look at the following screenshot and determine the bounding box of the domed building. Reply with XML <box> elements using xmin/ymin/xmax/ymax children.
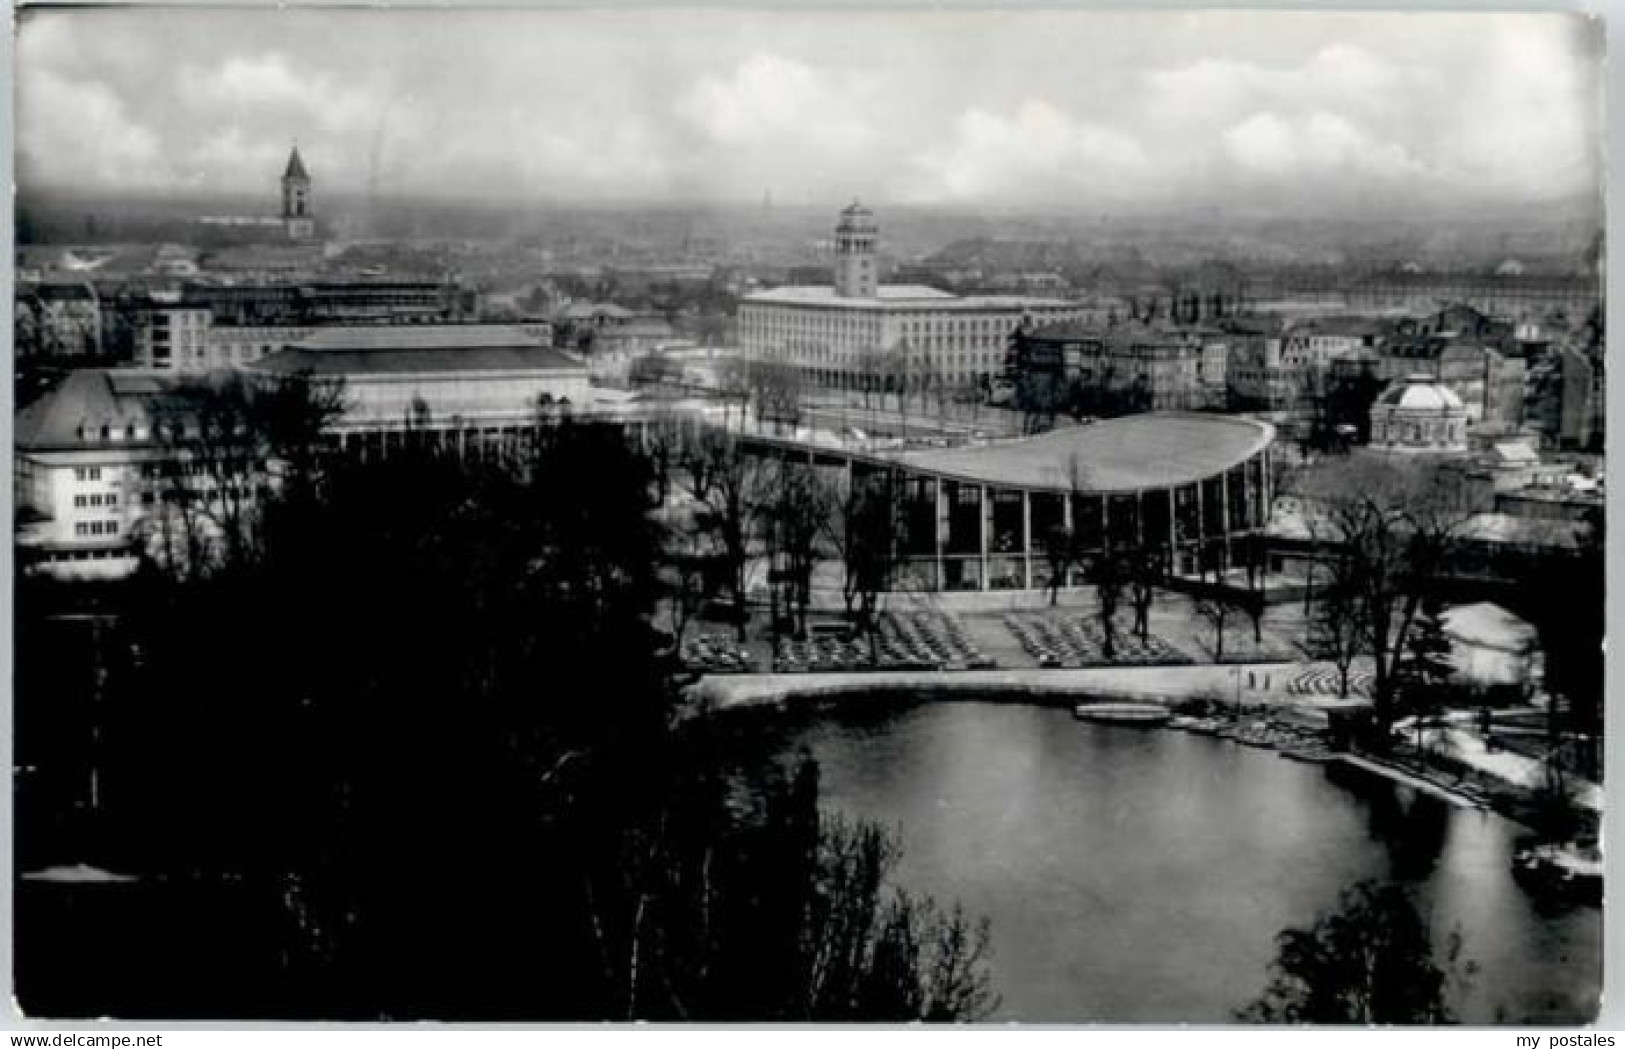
<box><xmin>1368</xmin><ymin>373</ymin><xmax>1469</xmax><ymax>453</ymax></box>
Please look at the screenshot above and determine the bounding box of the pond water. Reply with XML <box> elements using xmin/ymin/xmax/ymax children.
<box><xmin>754</xmin><ymin>699</ymin><xmax>1600</xmax><ymax>1023</ymax></box>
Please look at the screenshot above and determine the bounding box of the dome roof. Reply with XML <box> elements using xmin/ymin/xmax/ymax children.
<box><xmin>1375</xmin><ymin>374</ymin><xmax>1464</xmax><ymax>412</ymax></box>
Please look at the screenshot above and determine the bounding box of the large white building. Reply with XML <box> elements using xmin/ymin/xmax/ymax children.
<box><xmin>738</xmin><ymin>203</ymin><xmax>1089</xmax><ymax>394</ymax></box>
<box><xmin>15</xmin><ymin>371</ymin><xmax>180</xmax><ymax>580</ymax></box>
<box><xmin>246</xmin><ymin>324</ymin><xmax>588</xmax><ymax>454</ymax></box>
<box><xmin>17</xmin><ymin>325</ymin><xmax>590</xmax><ymax>579</ymax></box>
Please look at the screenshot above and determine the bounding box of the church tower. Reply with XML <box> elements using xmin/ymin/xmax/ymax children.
<box><xmin>281</xmin><ymin>145</ymin><xmax>315</xmax><ymax>240</ymax></box>
<box><xmin>832</xmin><ymin>200</ymin><xmax>878</xmax><ymax>299</ymax></box>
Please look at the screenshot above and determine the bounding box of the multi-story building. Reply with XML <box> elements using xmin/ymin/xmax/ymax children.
<box><xmin>131</xmin><ymin>291</ymin><xmax>214</xmax><ymax>371</ymax></box>
<box><xmin>738</xmin><ymin>203</ymin><xmax>1088</xmax><ymax>395</ymax></box>
<box><xmin>1222</xmin><ymin>322</ymin><xmax>1297</xmax><ymax>410</ymax></box>
<box><xmin>1007</xmin><ymin>321</ymin><xmax>1222</xmax><ymax>412</ymax></box>
<box><xmin>126</xmin><ymin>280</ymin><xmax>489</xmax><ymax>373</ymax></box>
<box><xmin>17</xmin><ymin>325</ymin><xmax>591</xmax><ymax>580</ymax></box>
<box><xmin>1436</xmin><ymin>342</ymin><xmax>1526</xmax><ymax>436</ymax></box>
<box><xmin>1280</xmin><ymin>316</ymin><xmax>1384</xmax><ymax>371</ymax></box>
<box><xmin>15</xmin><ymin>371</ymin><xmax>176</xmax><ymax>579</ymax></box>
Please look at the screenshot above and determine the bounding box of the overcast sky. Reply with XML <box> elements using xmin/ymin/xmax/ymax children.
<box><xmin>15</xmin><ymin>8</ymin><xmax>1604</xmax><ymax>214</ymax></box>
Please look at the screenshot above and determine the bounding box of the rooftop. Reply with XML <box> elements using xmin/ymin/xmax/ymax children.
<box><xmin>887</xmin><ymin>413</ymin><xmax>1273</xmax><ymax>493</ymax></box>
<box><xmin>252</xmin><ymin>326</ymin><xmax>584</xmax><ymax>376</ymax></box>
<box><xmin>744</xmin><ymin>284</ymin><xmax>1074</xmax><ymax>311</ymax></box>
<box><xmin>15</xmin><ymin>370</ymin><xmax>180</xmax><ymax>451</ymax></box>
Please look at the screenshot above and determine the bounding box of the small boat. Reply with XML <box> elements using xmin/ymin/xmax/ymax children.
<box><xmin>1073</xmin><ymin>702</ymin><xmax>1172</xmax><ymax>727</ymax></box>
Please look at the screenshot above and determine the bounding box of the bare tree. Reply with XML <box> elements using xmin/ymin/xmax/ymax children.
<box><xmin>826</xmin><ymin>471</ymin><xmax>899</xmax><ymax>662</ymax></box>
<box><xmin>673</xmin><ymin>428</ymin><xmax>771</xmax><ymax>641</ymax></box>
<box><xmin>1296</xmin><ymin>572</ymin><xmax>1365</xmax><ymax>698</ymax></box>
<box><xmin>1297</xmin><ymin>457</ymin><xmax>1475</xmax><ymax>730</ymax></box>
<box><xmin>143</xmin><ymin>370</ymin><xmax>347</xmax><ymax>579</ymax></box>
<box><xmin>1194</xmin><ymin>594</ymin><xmax>1232</xmax><ymax>662</ymax></box>
<box><xmin>744</xmin><ymin>359</ymin><xmax>804</xmax><ymax>436</ymax></box>
<box><xmin>763</xmin><ymin>460</ymin><xmax>833</xmax><ymax>638</ymax></box>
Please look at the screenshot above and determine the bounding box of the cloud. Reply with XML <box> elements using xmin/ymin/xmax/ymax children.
<box><xmin>677</xmin><ymin>54</ymin><xmax>878</xmax><ymax>153</ymax></box>
<box><xmin>1223</xmin><ymin>111</ymin><xmax>1427</xmax><ymax>183</ymax></box>
<box><xmin>11</xmin><ymin>9</ymin><xmax>1603</xmax><ymax>210</ymax></box>
<box><xmin>17</xmin><ymin>70</ymin><xmax>168</xmax><ymax>189</ymax></box>
<box><xmin>906</xmin><ymin>100</ymin><xmax>1150</xmax><ymax>205</ymax></box>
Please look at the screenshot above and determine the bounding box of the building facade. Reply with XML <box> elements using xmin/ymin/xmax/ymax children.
<box><xmin>1368</xmin><ymin>374</ymin><xmax>1469</xmax><ymax>454</ymax></box>
<box><xmin>1007</xmin><ymin>321</ymin><xmax>1224</xmax><ymax>412</ymax></box>
<box><xmin>738</xmin><ymin>205</ymin><xmax>1088</xmax><ymax>394</ymax></box>
<box><xmin>15</xmin><ymin>371</ymin><xmax>185</xmax><ymax>579</ymax></box>
<box><xmin>815</xmin><ymin>413</ymin><xmax>1276</xmax><ymax>590</ymax></box>
<box><xmin>247</xmin><ymin>324</ymin><xmax>590</xmax><ymax>455</ymax></box>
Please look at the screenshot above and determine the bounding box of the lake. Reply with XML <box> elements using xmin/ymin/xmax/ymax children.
<box><xmin>753</xmin><ymin>699</ymin><xmax>1600</xmax><ymax>1023</ymax></box>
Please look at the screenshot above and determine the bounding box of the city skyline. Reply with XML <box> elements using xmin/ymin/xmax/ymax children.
<box><xmin>17</xmin><ymin>8</ymin><xmax>1603</xmax><ymax>215</ymax></box>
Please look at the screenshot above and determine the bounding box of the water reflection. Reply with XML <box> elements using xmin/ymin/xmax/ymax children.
<box><xmin>746</xmin><ymin>700</ymin><xmax>1599</xmax><ymax>1024</ymax></box>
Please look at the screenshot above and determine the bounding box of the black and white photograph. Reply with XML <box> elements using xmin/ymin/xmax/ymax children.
<box><xmin>9</xmin><ymin>5</ymin><xmax>1607</xmax><ymax>1026</ymax></box>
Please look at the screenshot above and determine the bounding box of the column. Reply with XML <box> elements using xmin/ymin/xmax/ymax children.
<box><xmin>979</xmin><ymin>485</ymin><xmax>990</xmax><ymax>592</ymax></box>
<box><xmin>1021</xmin><ymin>490</ymin><xmax>1033</xmax><ymax>590</ymax></box>
<box><xmin>1195</xmin><ymin>482</ymin><xmax>1204</xmax><ymax>575</ymax></box>
<box><xmin>1220</xmin><ymin>468</ymin><xmax>1232</xmax><ymax>567</ymax></box>
<box><xmin>1166</xmin><ymin>488</ymin><xmax>1177</xmax><ymax>570</ymax></box>
<box><xmin>1062</xmin><ymin>490</ymin><xmax>1075</xmax><ymax>589</ymax></box>
<box><xmin>934</xmin><ymin>477</ymin><xmax>947</xmax><ymax>593</ymax></box>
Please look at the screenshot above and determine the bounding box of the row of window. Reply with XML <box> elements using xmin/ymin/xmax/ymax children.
<box><xmin>73</xmin><ymin>493</ymin><xmax>118</xmax><ymax>509</ymax></box>
<box><xmin>74</xmin><ymin>520</ymin><xmax>120</xmax><ymax>537</ymax></box>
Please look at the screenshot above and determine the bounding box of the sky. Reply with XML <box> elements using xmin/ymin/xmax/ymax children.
<box><xmin>14</xmin><ymin>8</ymin><xmax>1605</xmax><ymax>215</ymax></box>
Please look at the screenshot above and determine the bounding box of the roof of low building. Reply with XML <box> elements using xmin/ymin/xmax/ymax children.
<box><xmin>252</xmin><ymin>346</ymin><xmax>583</xmax><ymax>377</ymax></box>
<box><xmin>1490</xmin><ymin>441</ymin><xmax>1540</xmax><ymax>466</ymax></box>
<box><xmin>887</xmin><ymin>413</ymin><xmax>1273</xmax><ymax>493</ymax></box>
<box><xmin>252</xmin><ymin>326</ymin><xmax>585</xmax><ymax>376</ymax></box>
<box><xmin>281</xmin><ymin>324</ymin><xmax>553</xmax><ymax>352</ymax></box>
<box><xmin>1442</xmin><ymin>601</ymin><xmax>1536</xmax><ymax>650</ymax></box>
<box><xmin>15</xmin><ymin>369</ymin><xmax>182</xmax><ymax>451</ymax></box>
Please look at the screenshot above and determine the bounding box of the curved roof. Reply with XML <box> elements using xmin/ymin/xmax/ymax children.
<box><xmin>1375</xmin><ymin>374</ymin><xmax>1465</xmax><ymax>412</ymax></box>
<box><xmin>888</xmin><ymin>413</ymin><xmax>1273</xmax><ymax>493</ymax></box>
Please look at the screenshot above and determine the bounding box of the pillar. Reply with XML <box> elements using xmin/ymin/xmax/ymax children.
<box><xmin>934</xmin><ymin>477</ymin><xmax>947</xmax><ymax>593</ymax></box>
<box><xmin>979</xmin><ymin>484</ymin><xmax>990</xmax><ymax>591</ymax></box>
<box><xmin>1062</xmin><ymin>490</ymin><xmax>1075</xmax><ymax>589</ymax></box>
<box><xmin>1021</xmin><ymin>489</ymin><xmax>1033</xmax><ymax>590</ymax></box>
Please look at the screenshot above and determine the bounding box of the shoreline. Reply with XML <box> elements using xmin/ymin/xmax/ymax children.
<box><xmin>686</xmin><ymin>669</ymin><xmax>1568</xmax><ymax>827</ymax></box>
